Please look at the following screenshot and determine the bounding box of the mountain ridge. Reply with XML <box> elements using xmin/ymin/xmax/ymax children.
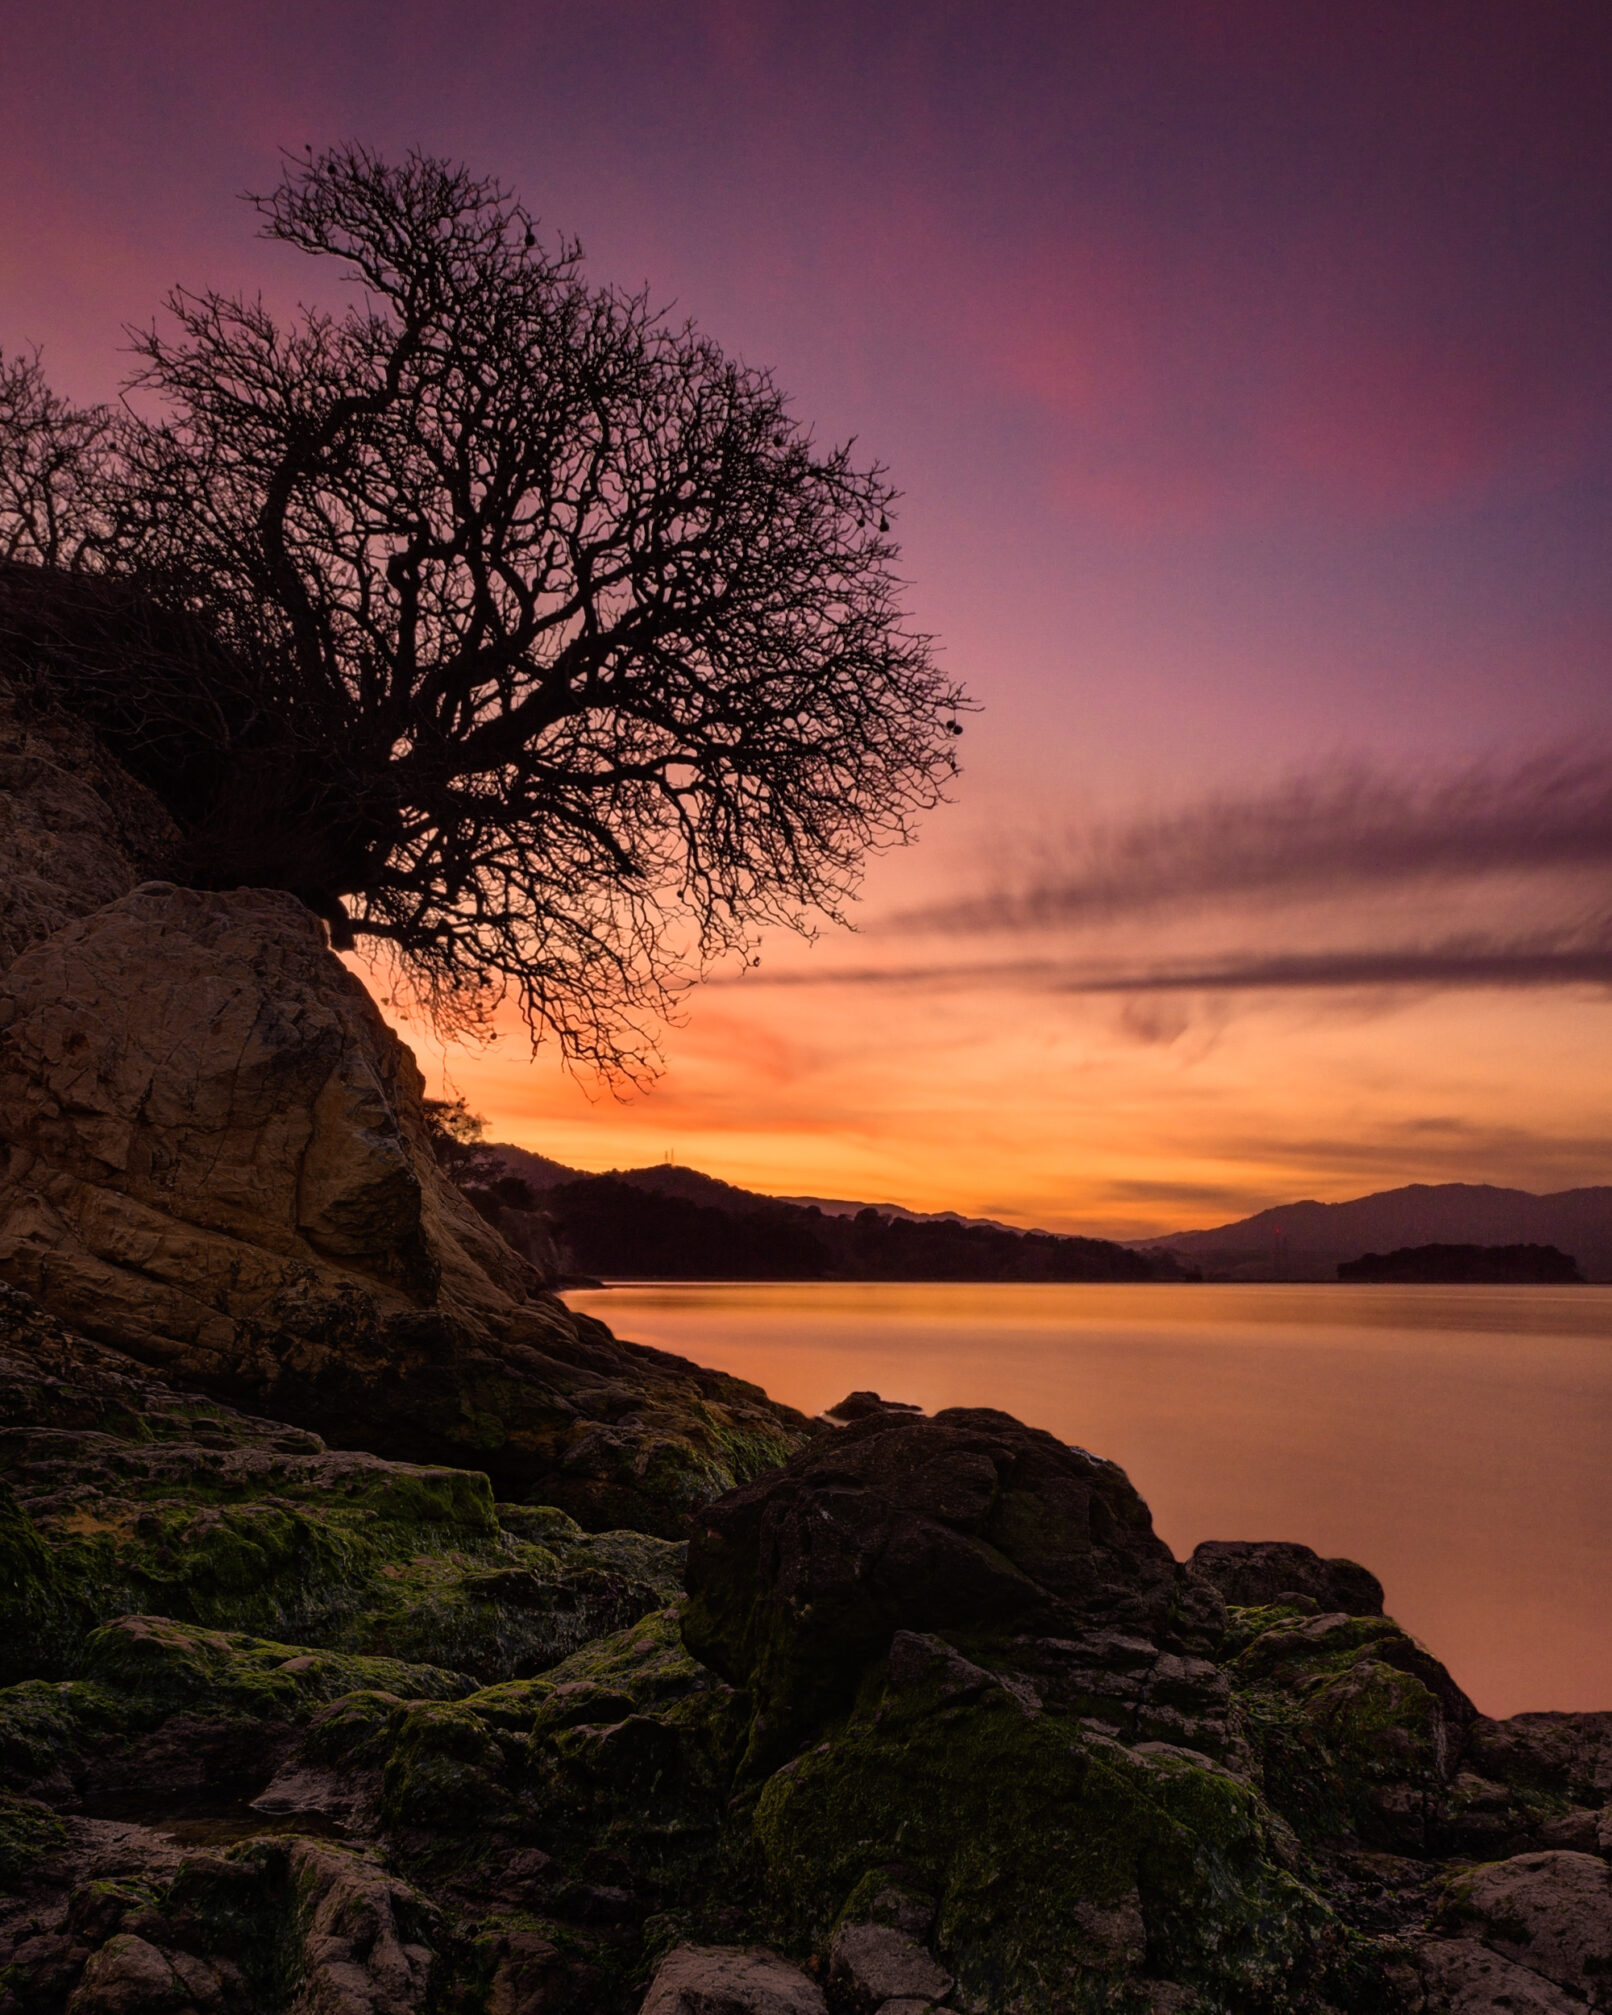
<box><xmin>488</xmin><ymin>1147</ymin><xmax>1612</xmax><ymax>1281</ymax></box>
<box><xmin>1137</xmin><ymin>1179</ymin><xmax>1612</xmax><ymax>1280</ymax></box>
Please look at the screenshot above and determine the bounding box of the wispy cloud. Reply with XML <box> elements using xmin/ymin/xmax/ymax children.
<box><xmin>730</xmin><ymin>752</ymin><xmax>1612</xmax><ymax>1009</ymax></box>
<box><xmin>888</xmin><ymin>752</ymin><xmax>1612</xmax><ymax>935</ymax></box>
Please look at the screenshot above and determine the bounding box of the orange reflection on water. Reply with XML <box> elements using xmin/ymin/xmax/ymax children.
<box><xmin>566</xmin><ymin>1280</ymin><xmax>1612</xmax><ymax>1718</ymax></box>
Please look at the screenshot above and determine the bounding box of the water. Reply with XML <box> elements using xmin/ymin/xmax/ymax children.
<box><xmin>565</xmin><ymin>1281</ymin><xmax>1612</xmax><ymax>1719</ymax></box>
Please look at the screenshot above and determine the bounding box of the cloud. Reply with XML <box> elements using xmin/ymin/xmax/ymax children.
<box><xmin>725</xmin><ymin>928</ymin><xmax>1612</xmax><ymax>997</ymax></box>
<box><xmin>725</xmin><ymin>752</ymin><xmax>1612</xmax><ymax>1013</ymax></box>
<box><xmin>889</xmin><ymin>752</ymin><xmax>1612</xmax><ymax>936</ymax></box>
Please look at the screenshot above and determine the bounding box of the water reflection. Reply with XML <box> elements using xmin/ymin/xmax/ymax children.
<box><xmin>567</xmin><ymin>1282</ymin><xmax>1612</xmax><ymax>1718</ymax></box>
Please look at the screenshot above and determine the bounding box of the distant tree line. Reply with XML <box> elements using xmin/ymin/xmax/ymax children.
<box><xmin>1337</xmin><ymin>1243</ymin><xmax>1582</xmax><ymax>1284</ymax></box>
<box><xmin>539</xmin><ymin>1178</ymin><xmax>1182</xmax><ymax>1282</ymax></box>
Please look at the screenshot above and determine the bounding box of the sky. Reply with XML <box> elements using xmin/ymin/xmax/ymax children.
<box><xmin>6</xmin><ymin>1</ymin><xmax>1612</xmax><ymax>1234</ymax></box>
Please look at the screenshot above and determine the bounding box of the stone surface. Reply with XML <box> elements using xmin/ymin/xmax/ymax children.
<box><xmin>1467</xmin><ymin>1712</ymin><xmax>1612</xmax><ymax>1809</ymax></box>
<box><xmin>825</xmin><ymin>1922</ymin><xmax>952</xmax><ymax>2011</ymax></box>
<box><xmin>0</xmin><ymin>881</ymin><xmax>556</xmax><ymax>1353</ymax></box>
<box><xmin>0</xmin><ymin>667</ymin><xmax>179</xmax><ymax>979</ymax></box>
<box><xmin>1416</xmin><ymin>1937</ymin><xmax>1582</xmax><ymax>2013</ymax></box>
<box><xmin>682</xmin><ymin>1404</ymin><xmax>1177</xmax><ymax>1756</ymax></box>
<box><xmin>1444</xmin><ymin>1852</ymin><xmax>1612</xmax><ymax>2007</ymax></box>
<box><xmin>0</xmin><ymin>1200</ymin><xmax>1605</xmax><ymax>2015</ymax></box>
<box><xmin>1189</xmin><ymin>1539</ymin><xmax>1384</xmax><ymax>1617</ymax></box>
<box><xmin>639</xmin><ymin>1945</ymin><xmax>827</xmax><ymax>2015</ymax></box>
<box><xmin>0</xmin><ymin>888</ymin><xmax>807</xmax><ymax>1533</ymax></box>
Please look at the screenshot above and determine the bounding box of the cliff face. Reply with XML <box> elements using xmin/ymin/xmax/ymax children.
<box><xmin>0</xmin><ymin>680</ymin><xmax>807</xmax><ymax>1534</ymax></box>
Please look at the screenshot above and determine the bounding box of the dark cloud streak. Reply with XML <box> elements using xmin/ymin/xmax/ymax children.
<box><xmin>891</xmin><ymin>752</ymin><xmax>1612</xmax><ymax>935</ymax></box>
<box><xmin>725</xmin><ymin>927</ymin><xmax>1612</xmax><ymax>996</ymax></box>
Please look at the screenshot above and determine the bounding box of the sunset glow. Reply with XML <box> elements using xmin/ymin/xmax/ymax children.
<box><xmin>14</xmin><ymin>1</ymin><xmax>1611</xmax><ymax>1231</ymax></box>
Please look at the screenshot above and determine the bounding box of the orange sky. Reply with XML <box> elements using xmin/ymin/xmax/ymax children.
<box><xmin>12</xmin><ymin>3</ymin><xmax>1610</xmax><ymax>1233</ymax></box>
<box><xmin>368</xmin><ymin>794</ymin><xmax>1612</xmax><ymax>1237</ymax></box>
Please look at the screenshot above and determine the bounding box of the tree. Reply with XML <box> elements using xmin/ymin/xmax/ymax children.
<box><xmin>0</xmin><ymin>147</ymin><xmax>965</xmax><ymax>1080</ymax></box>
<box><xmin>0</xmin><ymin>349</ymin><xmax>120</xmax><ymax>568</ymax></box>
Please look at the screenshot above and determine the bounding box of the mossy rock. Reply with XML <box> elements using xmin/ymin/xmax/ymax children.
<box><xmin>0</xmin><ymin>1478</ymin><xmax>88</xmax><ymax>1683</ymax></box>
<box><xmin>1226</xmin><ymin>1610</ymin><xmax>1475</xmax><ymax>1850</ymax></box>
<box><xmin>0</xmin><ymin>1787</ymin><xmax>67</xmax><ymax>1886</ymax></box>
<box><xmin>80</xmin><ymin>1613</ymin><xmax>474</xmax><ymax>1718</ymax></box>
<box><xmin>381</xmin><ymin>1696</ymin><xmax>530</xmax><ymax>1833</ymax></box>
<box><xmin>0</xmin><ymin>1677</ymin><xmax>126</xmax><ymax>1795</ymax></box>
<box><xmin>748</xmin><ymin>1653</ymin><xmax>1358</xmax><ymax>2014</ymax></box>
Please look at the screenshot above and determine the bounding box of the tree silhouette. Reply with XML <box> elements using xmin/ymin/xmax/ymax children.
<box><xmin>0</xmin><ymin>146</ymin><xmax>965</xmax><ymax>1079</ymax></box>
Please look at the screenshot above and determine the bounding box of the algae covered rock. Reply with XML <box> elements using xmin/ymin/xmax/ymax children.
<box><xmin>1</xmin><ymin>1305</ymin><xmax>1606</xmax><ymax>2015</ymax></box>
<box><xmin>1224</xmin><ymin>1606</ymin><xmax>1476</xmax><ymax>1853</ymax></box>
<box><xmin>683</xmin><ymin>1405</ymin><xmax>1177</xmax><ymax>1760</ymax></box>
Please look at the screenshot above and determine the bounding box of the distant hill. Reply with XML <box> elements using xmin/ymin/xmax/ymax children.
<box><xmin>1138</xmin><ymin>1183</ymin><xmax>1612</xmax><ymax>1281</ymax></box>
<box><xmin>488</xmin><ymin>1147</ymin><xmax>1023</xmax><ymax>1233</ymax></box>
<box><xmin>481</xmin><ymin>1145</ymin><xmax>1182</xmax><ymax>1283</ymax></box>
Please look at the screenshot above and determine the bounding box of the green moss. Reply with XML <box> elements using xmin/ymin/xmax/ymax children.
<box><xmin>497</xmin><ymin>1504</ymin><xmax>587</xmax><ymax>1544</ymax></box>
<box><xmin>0</xmin><ymin>1789</ymin><xmax>66</xmax><ymax>1886</ymax></box>
<box><xmin>296</xmin><ymin>1688</ymin><xmax>408</xmax><ymax>1767</ymax></box>
<box><xmin>1227</xmin><ymin>1610</ymin><xmax>1460</xmax><ymax>1848</ymax></box>
<box><xmin>0</xmin><ymin>1480</ymin><xmax>87</xmax><ymax>1682</ymax></box>
<box><xmin>80</xmin><ymin>1614</ymin><xmax>474</xmax><ymax>1719</ymax></box>
<box><xmin>381</xmin><ymin>1699</ymin><xmax>526</xmax><ymax>1832</ymax></box>
<box><xmin>0</xmin><ymin>1678</ymin><xmax>125</xmax><ymax>1791</ymax></box>
<box><xmin>751</xmin><ymin>1668</ymin><xmax>1345</xmax><ymax>2015</ymax></box>
<box><xmin>163</xmin><ymin>1841</ymin><xmax>303</xmax><ymax>2006</ymax></box>
<box><xmin>537</xmin><ymin>1605</ymin><xmax>719</xmax><ymax>1713</ymax></box>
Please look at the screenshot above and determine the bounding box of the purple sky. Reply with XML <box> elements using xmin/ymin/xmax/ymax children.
<box><xmin>7</xmin><ymin>1</ymin><xmax>1611</xmax><ymax>1222</ymax></box>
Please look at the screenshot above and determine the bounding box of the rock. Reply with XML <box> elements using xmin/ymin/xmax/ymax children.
<box><xmin>1467</xmin><ymin>1712</ymin><xmax>1612</xmax><ymax>1809</ymax></box>
<box><xmin>66</xmin><ymin>1933</ymin><xmax>222</xmax><ymax>2015</ymax></box>
<box><xmin>0</xmin><ymin>881</ymin><xmax>557</xmax><ymax>1353</ymax></box>
<box><xmin>1537</xmin><ymin>1807</ymin><xmax>1603</xmax><ymax>1853</ymax></box>
<box><xmin>0</xmin><ymin>888</ymin><xmax>806</xmax><ymax>1533</ymax></box>
<box><xmin>1</xmin><ymin>1297</ymin><xmax>686</xmax><ymax>1684</ymax></box>
<box><xmin>0</xmin><ymin>661</ymin><xmax>180</xmax><ymax>978</ymax></box>
<box><xmin>820</xmin><ymin>1392</ymin><xmax>923</xmax><ymax>1424</ymax></box>
<box><xmin>683</xmin><ymin>1405</ymin><xmax>1176</xmax><ymax>1756</ymax></box>
<box><xmin>639</xmin><ymin>1944</ymin><xmax>828</xmax><ymax>2015</ymax></box>
<box><xmin>1416</xmin><ymin>1937</ymin><xmax>1582</xmax><ymax>2013</ymax></box>
<box><xmin>1442</xmin><ymin>1852</ymin><xmax>1612</xmax><ymax>2007</ymax></box>
<box><xmin>1226</xmin><ymin>1608</ymin><xmax>1476</xmax><ymax>1850</ymax></box>
<box><xmin>283</xmin><ymin>1838</ymin><xmax>440</xmax><ymax>2015</ymax></box>
<box><xmin>1188</xmin><ymin>1539</ymin><xmax>1384</xmax><ymax>1617</ymax></box>
<box><xmin>826</xmin><ymin>1922</ymin><xmax>952</xmax><ymax>2011</ymax></box>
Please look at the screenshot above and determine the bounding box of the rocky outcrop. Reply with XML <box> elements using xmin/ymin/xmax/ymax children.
<box><xmin>682</xmin><ymin>1405</ymin><xmax>1179</xmax><ymax>1764</ymax></box>
<box><xmin>3</xmin><ymin>1341</ymin><xmax>1611</xmax><ymax>2015</ymax></box>
<box><xmin>0</xmin><ymin>882</ymin><xmax>540</xmax><ymax>1356</ymax></box>
<box><xmin>639</xmin><ymin>1947</ymin><xmax>827</xmax><ymax>2015</ymax></box>
<box><xmin>1189</xmin><ymin>1539</ymin><xmax>1385</xmax><ymax>1617</ymax></box>
<box><xmin>0</xmin><ymin>885</ymin><xmax>807</xmax><ymax>1532</ymax></box>
<box><xmin>0</xmin><ymin>670</ymin><xmax>179</xmax><ymax>975</ymax></box>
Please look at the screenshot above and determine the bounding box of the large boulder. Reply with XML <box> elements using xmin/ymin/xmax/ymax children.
<box><xmin>1434</xmin><ymin>1852</ymin><xmax>1612</xmax><ymax>2010</ymax></box>
<box><xmin>0</xmin><ymin>885</ymin><xmax>806</xmax><ymax>1531</ymax></box>
<box><xmin>0</xmin><ymin>881</ymin><xmax>542</xmax><ymax>1358</ymax></box>
<box><xmin>682</xmin><ymin>1404</ymin><xmax>1178</xmax><ymax>1759</ymax></box>
<box><xmin>639</xmin><ymin>1945</ymin><xmax>827</xmax><ymax>2015</ymax></box>
<box><xmin>0</xmin><ymin>666</ymin><xmax>179</xmax><ymax>976</ymax></box>
<box><xmin>1189</xmin><ymin>1538</ymin><xmax>1384</xmax><ymax>1616</ymax></box>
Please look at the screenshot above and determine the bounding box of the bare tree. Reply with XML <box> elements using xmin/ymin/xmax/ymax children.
<box><xmin>0</xmin><ymin>350</ymin><xmax>119</xmax><ymax>568</ymax></box>
<box><xmin>2</xmin><ymin>147</ymin><xmax>966</xmax><ymax>1079</ymax></box>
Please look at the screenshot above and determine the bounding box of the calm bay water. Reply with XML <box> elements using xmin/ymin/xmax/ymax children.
<box><xmin>566</xmin><ymin>1281</ymin><xmax>1612</xmax><ymax>1718</ymax></box>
